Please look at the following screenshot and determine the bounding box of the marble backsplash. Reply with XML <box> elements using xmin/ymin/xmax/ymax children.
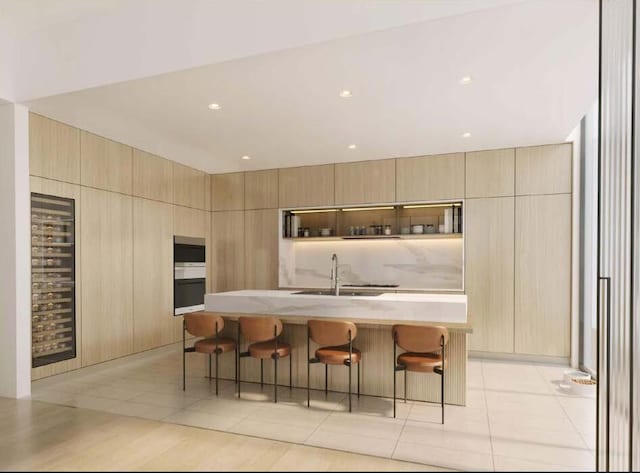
<box><xmin>279</xmin><ymin>238</ymin><xmax>463</xmax><ymax>291</ymax></box>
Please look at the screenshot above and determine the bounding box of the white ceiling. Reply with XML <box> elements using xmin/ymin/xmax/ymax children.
<box><xmin>14</xmin><ymin>0</ymin><xmax>597</xmax><ymax>173</ymax></box>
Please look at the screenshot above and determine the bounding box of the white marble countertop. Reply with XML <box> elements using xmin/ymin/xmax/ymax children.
<box><xmin>204</xmin><ymin>290</ymin><xmax>467</xmax><ymax>324</ymax></box>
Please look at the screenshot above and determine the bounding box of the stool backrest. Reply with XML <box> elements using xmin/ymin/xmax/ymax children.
<box><xmin>239</xmin><ymin>316</ymin><xmax>283</xmax><ymax>342</ymax></box>
<box><xmin>392</xmin><ymin>325</ymin><xmax>448</xmax><ymax>353</ymax></box>
<box><xmin>184</xmin><ymin>312</ymin><xmax>224</xmax><ymax>337</ymax></box>
<box><xmin>308</xmin><ymin>319</ymin><xmax>357</xmax><ymax>346</ymax></box>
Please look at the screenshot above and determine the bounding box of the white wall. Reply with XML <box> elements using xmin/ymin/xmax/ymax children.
<box><xmin>0</xmin><ymin>103</ymin><xmax>31</xmax><ymax>398</ymax></box>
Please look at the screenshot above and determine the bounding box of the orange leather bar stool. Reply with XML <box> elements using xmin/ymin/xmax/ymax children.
<box><xmin>182</xmin><ymin>312</ymin><xmax>237</xmax><ymax>395</ymax></box>
<box><xmin>392</xmin><ymin>324</ymin><xmax>448</xmax><ymax>422</ymax></box>
<box><xmin>307</xmin><ymin>319</ymin><xmax>361</xmax><ymax>412</ymax></box>
<box><xmin>237</xmin><ymin>316</ymin><xmax>292</xmax><ymax>402</ymax></box>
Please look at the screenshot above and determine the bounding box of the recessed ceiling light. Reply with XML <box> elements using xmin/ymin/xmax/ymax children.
<box><xmin>462</xmin><ymin>132</ymin><xmax>472</xmax><ymax>138</ymax></box>
<box><xmin>208</xmin><ymin>103</ymin><xmax>221</xmax><ymax>110</ymax></box>
<box><xmin>459</xmin><ymin>76</ymin><xmax>472</xmax><ymax>85</ymax></box>
<box><xmin>241</xmin><ymin>155</ymin><xmax>251</xmax><ymax>160</ymax></box>
<box><xmin>348</xmin><ymin>144</ymin><xmax>357</xmax><ymax>149</ymax></box>
<box><xmin>339</xmin><ymin>90</ymin><xmax>353</xmax><ymax>98</ymax></box>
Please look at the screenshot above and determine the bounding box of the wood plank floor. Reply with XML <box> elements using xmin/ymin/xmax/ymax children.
<box><xmin>0</xmin><ymin>397</ymin><xmax>443</xmax><ymax>471</ymax></box>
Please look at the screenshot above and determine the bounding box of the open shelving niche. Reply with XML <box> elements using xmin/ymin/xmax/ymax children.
<box><xmin>281</xmin><ymin>200</ymin><xmax>463</xmax><ymax>241</ymax></box>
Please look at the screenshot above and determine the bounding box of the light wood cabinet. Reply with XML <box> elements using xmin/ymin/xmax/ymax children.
<box><xmin>466</xmin><ymin>148</ymin><xmax>515</xmax><ymax>198</ymax></box>
<box><xmin>211</xmin><ymin>172</ymin><xmax>245</xmax><ymax>211</ymax></box>
<box><xmin>514</xmin><ymin>194</ymin><xmax>571</xmax><ymax>357</ymax></box>
<box><xmin>335</xmin><ymin>159</ymin><xmax>396</xmax><ymax>205</ymax></box>
<box><xmin>132</xmin><ymin>149</ymin><xmax>173</xmax><ymax>203</ymax></box>
<box><xmin>465</xmin><ymin>197</ymin><xmax>515</xmax><ymax>353</ymax></box>
<box><xmin>81</xmin><ymin>187</ymin><xmax>133</xmax><ymax>366</ymax></box>
<box><xmin>173</xmin><ymin>162</ymin><xmax>208</xmax><ymax>210</ymax></box>
<box><xmin>245</xmin><ymin>170</ymin><xmax>278</xmax><ymax>210</ymax></box>
<box><xmin>278</xmin><ymin>164</ymin><xmax>334</xmax><ymax>208</ymax></box>
<box><xmin>515</xmin><ymin>143</ymin><xmax>572</xmax><ymax>195</ymax></box>
<box><xmin>212</xmin><ymin>211</ymin><xmax>245</xmax><ymax>292</ymax></box>
<box><xmin>80</xmin><ymin>131</ymin><xmax>132</xmax><ymax>194</ymax></box>
<box><xmin>133</xmin><ymin>198</ymin><xmax>174</xmax><ymax>352</ymax></box>
<box><xmin>396</xmin><ymin>153</ymin><xmax>464</xmax><ymax>202</ymax></box>
<box><xmin>29</xmin><ymin>113</ymin><xmax>81</xmax><ymax>184</ymax></box>
<box><xmin>30</xmin><ymin>177</ymin><xmax>83</xmax><ymax>379</ymax></box>
<box><xmin>245</xmin><ymin>209</ymin><xmax>278</xmax><ymax>289</ymax></box>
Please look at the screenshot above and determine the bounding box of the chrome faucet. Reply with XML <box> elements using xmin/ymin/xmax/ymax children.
<box><xmin>330</xmin><ymin>253</ymin><xmax>340</xmax><ymax>296</ymax></box>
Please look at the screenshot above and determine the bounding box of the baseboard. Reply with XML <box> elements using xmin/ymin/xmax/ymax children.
<box><xmin>469</xmin><ymin>350</ymin><xmax>570</xmax><ymax>365</ymax></box>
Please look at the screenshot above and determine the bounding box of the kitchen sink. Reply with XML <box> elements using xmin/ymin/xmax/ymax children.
<box><xmin>293</xmin><ymin>290</ymin><xmax>381</xmax><ymax>297</ymax></box>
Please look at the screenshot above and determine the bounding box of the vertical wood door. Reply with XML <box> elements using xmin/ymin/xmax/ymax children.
<box><xmin>245</xmin><ymin>170</ymin><xmax>278</xmax><ymax>210</ymax></box>
<box><xmin>245</xmin><ymin>209</ymin><xmax>278</xmax><ymax>289</ymax></box>
<box><xmin>81</xmin><ymin>187</ymin><xmax>133</xmax><ymax>366</ymax></box>
<box><xmin>334</xmin><ymin>159</ymin><xmax>396</xmax><ymax>205</ymax></box>
<box><xmin>278</xmin><ymin>164</ymin><xmax>335</xmax><ymax>208</ymax></box>
<box><xmin>515</xmin><ymin>143</ymin><xmax>572</xmax><ymax>196</ymax></box>
<box><xmin>212</xmin><ymin>211</ymin><xmax>245</xmax><ymax>292</ymax></box>
<box><xmin>80</xmin><ymin>131</ymin><xmax>133</xmax><ymax>194</ymax></box>
<box><xmin>396</xmin><ymin>153</ymin><xmax>464</xmax><ymax>202</ymax></box>
<box><xmin>132</xmin><ymin>149</ymin><xmax>174</xmax><ymax>203</ymax></box>
<box><xmin>465</xmin><ymin>148</ymin><xmax>515</xmax><ymax>198</ymax></box>
<box><xmin>29</xmin><ymin>113</ymin><xmax>81</xmax><ymax>184</ymax></box>
<box><xmin>212</xmin><ymin>172</ymin><xmax>245</xmax><ymax>211</ymax></box>
<box><xmin>133</xmin><ymin>198</ymin><xmax>174</xmax><ymax>352</ymax></box>
<box><xmin>173</xmin><ymin>163</ymin><xmax>209</xmax><ymax>210</ymax></box>
<box><xmin>465</xmin><ymin>197</ymin><xmax>515</xmax><ymax>353</ymax></box>
<box><xmin>514</xmin><ymin>194</ymin><xmax>571</xmax><ymax>357</ymax></box>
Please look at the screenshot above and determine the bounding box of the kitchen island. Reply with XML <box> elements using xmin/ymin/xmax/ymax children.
<box><xmin>204</xmin><ymin>290</ymin><xmax>470</xmax><ymax>405</ymax></box>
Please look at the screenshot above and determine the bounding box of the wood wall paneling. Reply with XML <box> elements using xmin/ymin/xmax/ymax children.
<box><xmin>278</xmin><ymin>164</ymin><xmax>335</xmax><ymax>208</ymax></box>
<box><xmin>245</xmin><ymin>209</ymin><xmax>278</xmax><ymax>289</ymax></box>
<box><xmin>80</xmin><ymin>131</ymin><xmax>132</xmax><ymax>194</ymax></box>
<box><xmin>212</xmin><ymin>211</ymin><xmax>245</xmax><ymax>292</ymax></box>
<box><xmin>81</xmin><ymin>187</ymin><xmax>133</xmax><ymax>366</ymax></box>
<box><xmin>133</xmin><ymin>198</ymin><xmax>174</xmax><ymax>352</ymax></box>
<box><xmin>465</xmin><ymin>197</ymin><xmax>515</xmax><ymax>353</ymax></box>
<box><xmin>514</xmin><ymin>194</ymin><xmax>571</xmax><ymax>356</ymax></box>
<box><xmin>29</xmin><ymin>113</ymin><xmax>81</xmax><ymax>184</ymax></box>
<box><xmin>515</xmin><ymin>143</ymin><xmax>572</xmax><ymax>195</ymax></box>
<box><xmin>173</xmin><ymin>163</ymin><xmax>208</xmax><ymax>210</ymax></box>
<box><xmin>211</xmin><ymin>172</ymin><xmax>245</xmax><ymax>211</ymax></box>
<box><xmin>30</xmin><ymin>177</ymin><xmax>83</xmax><ymax>379</ymax></box>
<box><xmin>465</xmin><ymin>148</ymin><xmax>515</xmax><ymax>198</ymax></box>
<box><xmin>335</xmin><ymin>159</ymin><xmax>396</xmax><ymax>205</ymax></box>
<box><xmin>396</xmin><ymin>153</ymin><xmax>464</xmax><ymax>202</ymax></box>
<box><xmin>132</xmin><ymin>149</ymin><xmax>174</xmax><ymax>203</ymax></box>
<box><xmin>244</xmin><ymin>169</ymin><xmax>278</xmax><ymax>210</ymax></box>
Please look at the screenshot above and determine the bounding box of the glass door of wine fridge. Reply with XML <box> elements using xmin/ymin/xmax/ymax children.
<box><xmin>31</xmin><ymin>193</ymin><xmax>77</xmax><ymax>368</ymax></box>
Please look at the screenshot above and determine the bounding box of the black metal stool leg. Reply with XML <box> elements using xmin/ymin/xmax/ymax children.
<box><xmin>215</xmin><ymin>350</ymin><xmax>219</xmax><ymax>396</ymax></box>
<box><xmin>260</xmin><ymin>359</ymin><xmax>264</xmax><ymax>388</ymax></box>
<box><xmin>289</xmin><ymin>353</ymin><xmax>292</xmax><ymax>391</ymax></box>
<box><xmin>209</xmin><ymin>354</ymin><xmax>212</xmax><ymax>380</ymax></box>
<box><xmin>325</xmin><ymin>364</ymin><xmax>328</xmax><ymax>396</ymax></box>
<box><xmin>404</xmin><ymin>370</ymin><xmax>407</xmax><ymax>404</ymax></box>
<box><xmin>274</xmin><ymin>355</ymin><xmax>278</xmax><ymax>403</ymax></box>
<box><xmin>357</xmin><ymin>362</ymin><xmax>360</xmax><ymax>399</ymax></box>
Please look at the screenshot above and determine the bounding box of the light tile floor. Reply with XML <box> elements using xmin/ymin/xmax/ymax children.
<box><xmin>31</xmin><ymin>344</ymin><xmax>596</xmax><ymax>471</ymax></box>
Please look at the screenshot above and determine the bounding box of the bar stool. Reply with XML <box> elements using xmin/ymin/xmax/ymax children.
<box><xmin>237</xmin><ymin>316</ymin><xmax>292</xmax><ymax>402</ymax></box>
<box><xmin>307</xmin><ymin>319</ymin><xmax>361</xmax><ymax>412</ymax></box>
<box><xmin>182</xmin><ymin>312</ymin><xmax>237</xmax><ymax>395</ymax></box>
<box><xmin>392</xmin><ymin>324</ymin><xmax>448</xmax><ymax>423</ymax></box>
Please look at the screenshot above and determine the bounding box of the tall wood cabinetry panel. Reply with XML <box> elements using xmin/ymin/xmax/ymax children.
<box><xmin>515</xmin><ymin>143</ymin><xmax>572</xmax><ymax>195</ymax></box>
<box><xmin>211</xmin><ymin>211</ymin><xmax>245</xmax><ymax>292</ymax></box>
<box><xmin>514</xmin><ymin>194</ymin><xmax>571</xmax><ymax>357</ymax></box>
<box><xmin>245</xmin><ymin>170</ymin><xmax>278</xmax><ymax>210</ymax></box>
<box><xmin>133</xmin><ymin>198</ymin><xmax>174</xmax><ymax>352</ymax></box>
<box><xmin>173</xmin><ymin>163</ymin><xmax>208</xmax><ymax>210</ymax></box>
<box><xmin>29</xmin><ymin>113</ymin><xmax>81</xmax><ymax>184</ymax></box>
<box><xmin>30</xmin><ymin>177</ymin><xmax>83</xmax><ymax>380</ymax></box>
<box><xmin>396</xmin><ymin>153</ymin><xmax>465</xmax><ymax>202</ymax></box>
<box><xmin>465</xmin><ymin>148</ymin><xmax>515</xmax><ymax>198</ymax></box>
<box><xmin>211</xmin><ymin>172</ymin><xmax>245</xmax><ymax>211</ymax></box>
<box><xmin>81</xmin><ymin>187</ymin><xmax>133</xmax><ymax>366</ymax></box>
<box><xmin>278</xmin><ymin>164</ymin><xmax>334</xmax><ymax>208</ymax></box>
<box><xmin>245</xmin><ymin>209</ymin><xmax>278</xmax><ymax>289</ymax></box>
<box><xmin>80</xmin><ymin>131</ymin><xmax>132</xmax><ymax>194</ymax></box>
<box><xmin>335</xmin><ymin>159</ymin><xmax>396</xmax><ymax>205</ymax></box>
<box><xmin>465</xmin><ymin>197</ymin><xmax>515</xmax><ymax>353</ymax></box>
<box><xmin>132</xmin><ymin>149</ymin><xmax>173</xmax><ymax>203</ymax></box>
